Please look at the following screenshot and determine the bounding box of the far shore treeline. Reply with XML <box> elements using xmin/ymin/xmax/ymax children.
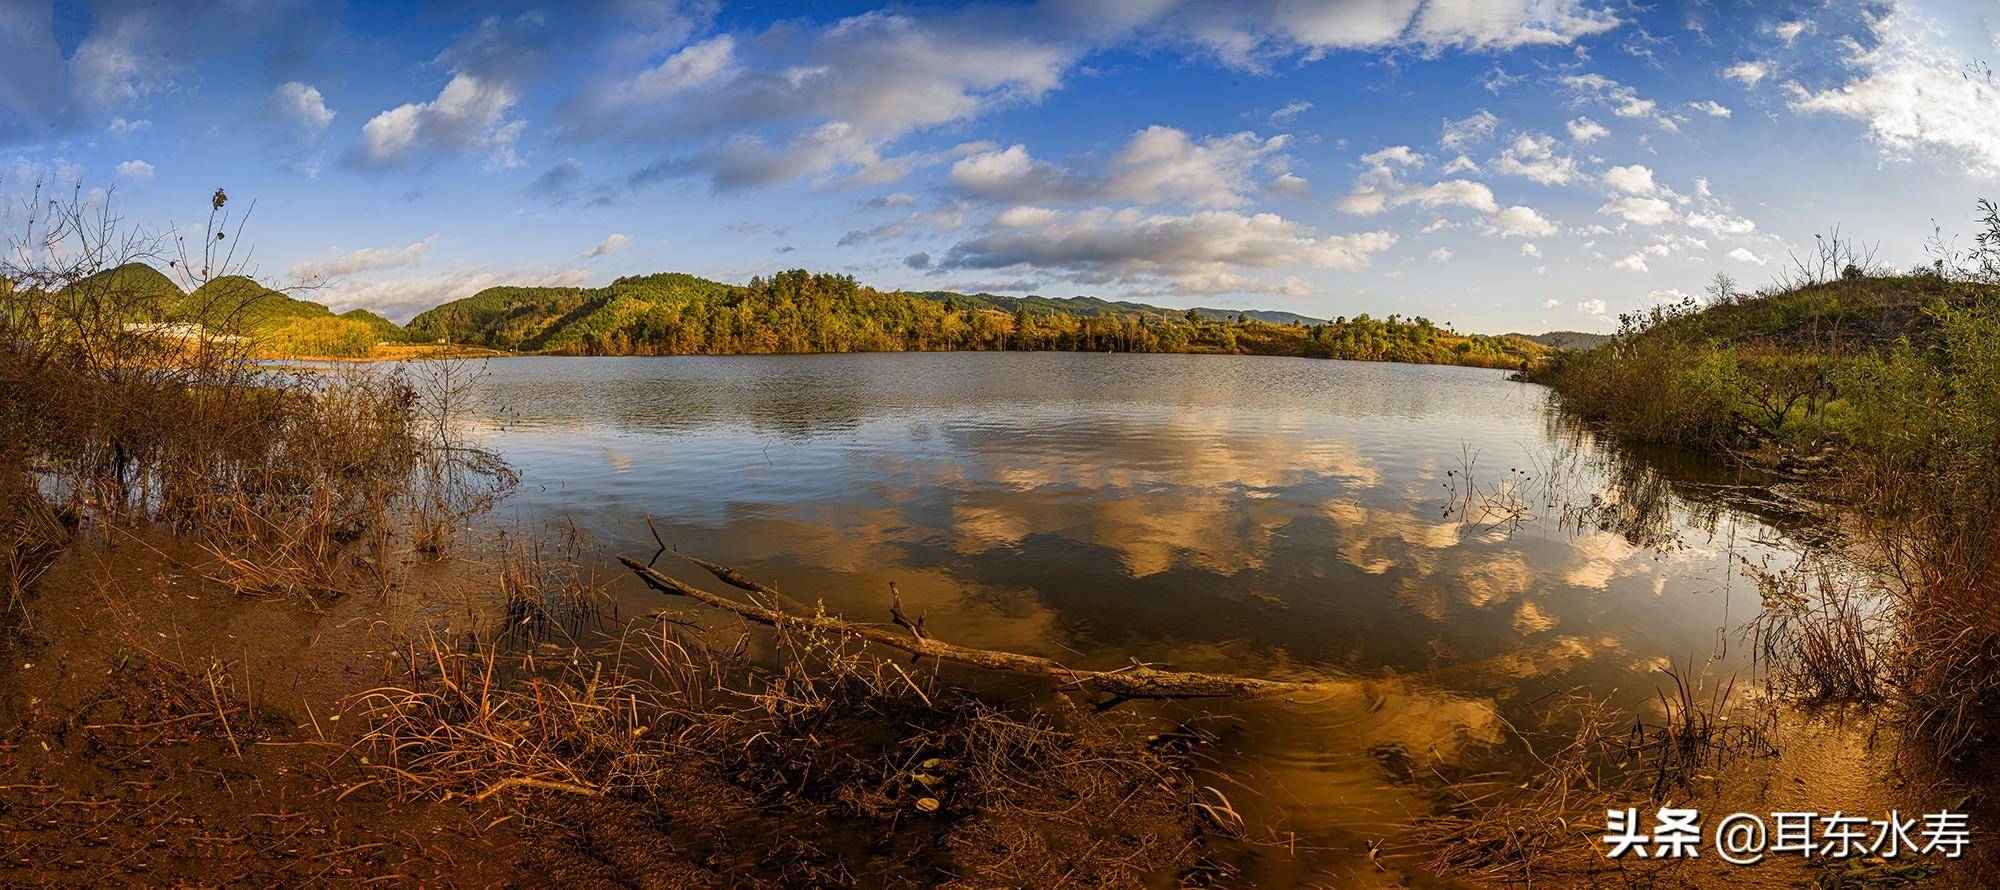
<box><xmin>65</xmin><ymin>262</ymin><xmax>1569</xmax><ymax>369</ymax></box>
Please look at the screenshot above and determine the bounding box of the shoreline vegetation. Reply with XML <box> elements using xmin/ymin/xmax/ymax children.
<box><xmin>1527</xmin><ymin>203</ymin><xmax>2000</xmax><ymax>760</ymax></box>
<box><xmin>73</xmin><ymin>257</ymin><xmax>1560</xmax><ymax>370</ymax></box>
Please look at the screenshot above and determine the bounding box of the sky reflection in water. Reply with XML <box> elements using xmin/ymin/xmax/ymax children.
<box><xmin>462</xmin><ymin>351</ymin><xmax>1794</xmax><ymax>881</ymax></box>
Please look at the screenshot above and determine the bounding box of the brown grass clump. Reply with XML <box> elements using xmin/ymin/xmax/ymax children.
<box><xmin>1411</xmin><ymin>670</ymin><xmax>1776</xmax><ymax>886</ymax></box>
<box><xmin>1745</xmin><ymin>553</ymin><xmax>1889</xmax><ymax>705</ymax></box>
<box><xmin>353</xmin><ymin>611</ymin><xmax>1225</xmax><ymax>885</ymax></box>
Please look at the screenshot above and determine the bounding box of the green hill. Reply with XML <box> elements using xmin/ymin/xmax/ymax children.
<box><xmin>47</xmin><ymin>263</ymin><xmax>406</xmax><ymax>356</ymax></box>
<box><xmin>402</xmin><ymin>268</ymin><xmax>1549</xmax><ymax>370</ymax></box>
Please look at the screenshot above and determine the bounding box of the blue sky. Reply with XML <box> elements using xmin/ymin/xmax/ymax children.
<box><xmin>3</xmin><ymin>0</ymin><xmax>1997</xmax><ymax>331</ymax></box>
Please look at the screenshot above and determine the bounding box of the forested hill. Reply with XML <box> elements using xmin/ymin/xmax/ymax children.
<box><xmin>404</xmin><ymin>268</ymin><xmax>1551</xmax><ymax>370</ymax></box>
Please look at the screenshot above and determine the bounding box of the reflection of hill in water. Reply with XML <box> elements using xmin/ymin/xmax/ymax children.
<box><xmin>470</xmin><ymin>353</ymin><xmax>1817</xmax><ymax>715</ymax></box>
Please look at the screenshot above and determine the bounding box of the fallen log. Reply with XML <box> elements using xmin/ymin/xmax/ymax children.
<box><xmin>619</xmin><ymin>554</ymin><xmax>1320</xmax><ymax>701</ymax></box>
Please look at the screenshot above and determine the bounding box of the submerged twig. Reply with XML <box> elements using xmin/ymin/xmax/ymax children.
<box><xmin>620</xmin><ymin>554</ymin><xmax>1321</xmax><ymax>700</ymax></box>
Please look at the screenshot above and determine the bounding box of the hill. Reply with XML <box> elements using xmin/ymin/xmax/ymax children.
<box><xmin>406</xmin><ymin>268</ymin><xmax>1550</xmax><ymax>370</ymax></box>
<box><xmin>51</xmin><ymin>263</ymin><xmax>406</xmax><ymax>357</ymax></box>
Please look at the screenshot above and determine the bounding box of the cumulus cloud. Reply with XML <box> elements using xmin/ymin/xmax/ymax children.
<box><xmin>273</xmin><ymin>81</ymin><xmax>335</xmax><ymax>137</ymax></box>
<box><xmin>948</xmin><ymin>126</ymin><xmax>1293</xmax><ymax>208</ymax></box>
<box><xmin>904</xmin><ymin>252</ymin><xmax>932</xmax><ymax>270</ymax></box>
<box><xmin>1429</xmin><ymin>247</ymin><xmax>1453</xmax><ymax>261</ymax></box>
<box><xmin>1491</xmin><ymin>132</ymin><xmax>1580</xmax><ymax>185</ymax></box>
<box><xmin>1725</xmin><ymin>60</ymin><xmax>1771</xmax><ymax>86</ymax></box>
<box><xmin>1521</xmin><ymin>243</ymin><xmax>1542</xmax><ymax>258</ymax></box>
<box><xmin>1576</xmin><ymin>298</ymin><xmax>1608</xmax><ymax>316</ymax></box>
<box><xmin>1601</xmin><ymin>163</ymin><xmax>1657</xmax><ymax>195</ymax></box>
<box><xmin>1686</xmin><ymin>100</ymin><xmax>1732</xmax><ymax>118</ymax></box>
<box><xmin>1789</xmin><ymin>6</ymin><xmax>2000</xmax><ymax>177</ymax></box>
<box><xmin>1598</xmin><ymin>195</ymin><xmax>1676</xmax><ymax>225</ymax></box>
<box><xmin>1485</xmin><ymin>204</ymin><xmax>1557</xmax><ymax>237</ymax></box>
<box><xmin>1727</xmin><ymin>247</ymin><xmax>1767</xmax><ymax>265</ymax></box>
<box><xmin>940</xmin><ymin>206</ymin><xmax>1396</xmax><ymax>295</ymax></box>
<box><xmin>355</xmin><ymin>73</ymin><xmax>523</xmax><ymax>170</ymax></box>
<box><xmin>288</xmin><ymin>236</ymin><xmax>439</xmax><ymax>282</ymax></box>
<box><xmin>1647</xmin><ymin>288</ymin><xmax>1691</xmax><ymax>303</ymax></box>
<box><xmin>1542</xmin><ymin>298</ymin><xmax>1561</xmax><ymax>309</ymax></box>
<box><xmin>1566</xmin><ymin>116</ymin><xmax>1609</xmax><ymax>144</ymax></box>
<box><xmin>1267</xmin><ymin>172</ymin><xmax>1312</xmax><ymax>199</ymax></box>
<box><xmin>1685</xmin><ymin>210</ymin><xmax>1757</xmax><ymax>235</ymax></box>
<box><xmin>114</xmin><ymin>159</ymin><xmax>153</xmax><ymax>184</ymax></box>
<box><xmin>584</xmin><ymin>233</ymin><xmax>631</xmax><ymax>259</ymax></box>
<box><xmin>1338</xmin><ymin>144</ymin><xmax>1554</xmax><ymax>238</ymax></box>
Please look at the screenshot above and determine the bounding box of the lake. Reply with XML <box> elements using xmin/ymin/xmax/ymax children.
<box><xmin>460</xmin><ymin>351</ymin><xmax>1799</xmax><ymax>882</ymax></box>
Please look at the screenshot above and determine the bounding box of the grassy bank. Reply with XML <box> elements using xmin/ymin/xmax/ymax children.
<box><xmin>1527</xmin><ymin>209</ymin><xmax>2000</xmax><ymax>756</ymax></box>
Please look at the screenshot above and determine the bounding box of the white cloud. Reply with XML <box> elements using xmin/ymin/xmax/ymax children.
<box><xmin>1686</xmin><ymin>100</ymin><xmax>1732</xmax><ymax>118</ymax></box>
<box><xmin>1727</xmin><ymin>247</ymin><xmax>1767</xmax><ymax>265</ymax></box>
<box><xmin>941</xmin><ymin>206</ymin><xmax>1398</xmax><ymax>291</ymax></box>
<box><xmin>1267</xmin><ymin>172</ymin><xmax>1312</xmax><ymax>198</ymax></box>
<box><xmin>1485</xmin><ymin>204</ymin><xmax>1558</xmax><ymax>238</ymax></box>
<box><xmin>1789</xmin><ymin>6</ymin><xmax>2000</xmax><ymax>177</ymax></box>
<box><xmin>1269</xmin><ymin>100</ymin><xmax>1313</xmax><ymax>122</ymax></box>
<box><xmin>1542</xmin><ymin>298</ymin><xmax>1561</xmax><ymax>309</ymax></box>
<box><xmin>1165</xmin><ymin>0</ymin><xmax>1624</xmax><ymax>70</ymax></box>
<box><xmin>1440</xmin><ymin>154</ymin><xmax>1480</xmax><ymax>174</ymax></box>
<box><xmin>288</xmin><ymin>236</ymin><xmax>439</xmax><ymax>282</ymax></box>
<box><xmin>1775</xmin><ymin>20</ymin><xmax>1809</xmax><ymax>44</ymax></box>
<box><xmin>1647</xmin><ymin>288</ymin><xmax>1691</xmax><ymax>303</ymax></box>
<box><xmin>1491</xmin><ymin>132</ymin><xmax>1579</xmax><ymax>185</ymax></box>
<box><xmin>1685</xmin><ymin>211</ymin><xmax>1757</xmax><ymax>235</ymax></box>
<box><xmin>1725</xmin><ymin>61</ymin><xmax>1771</xmax><ymax>86</ymax></box>
<box><xmin>1566</xmin><ymin>116</ymin><xmax>1609</xmax><ymax>144</ymax></box>
<box><xmin>1440</xmin><ymin>109</ymin><xmax>1499</xmax><ymax>151</ymax></box>
<box><xmin>106</xmin><ymin>116</ymin><xmax>149</xmax><ymax>137</ymax></box>
<box><xmin>1521</xmin><ymin>243</ymin><xmax>1542</xmax><ymax>258</ymax></box>
<box><xmin>357</xmin><ymin>73</ymin><xmax>522</xmax><ymax>169</ymax></box>
<box><xmin>948</xmin><ymin>126</ymin><xmax>1290</xmax><ymax>208</ymax></box>
<box><xmin>1598</xmin><ymin>195</ymin><xmax>1676</xmax><ymax>225</ymax></box>
<box><xmin>1601</xmin><ymin>163</ymin><xmax>1657</xmax><ymax>195</ymax></box>
<box><xmin>584</xmin><ymin>233</ymin><xmax>632</xmax><ymax>259</ymax></box>
<box><xmin>1429</xmin><ymin>247</ymin><xmax>1453</xmax><ymax>261</ymax></box>
<box><xmin>1612</xmin><ymin>253</ymin><xmax>1649</xmax><ymax>272</ymax></box>
<box><xmin>273</xmin><ymin>81</ymin><xmax>335</xmax><ymax>137</ymax></box>
<box><xmin>1577</xmin><ymin>298</ymin><xmax>1608</xmax><ymax>316</ymax></box>
<box><xmin>1560</xmin><ymin>72</ymin><xmax>1676</xmax><ymax>131</ymax></box>
<box><xmin>1103</xmin><ymin>126</ymin><xmax>1293</xmax><ymax>207</ymax></box>
<box><xmin>114</xmin><ymin>159</ymin><xmax>153</xmax><ymax>184</ymax></box>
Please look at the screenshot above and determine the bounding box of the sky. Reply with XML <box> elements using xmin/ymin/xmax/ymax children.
<box><xmin>2</xmin><ymin>0</ymin><xmax>1997</xmax><ymax>332</ymax></box>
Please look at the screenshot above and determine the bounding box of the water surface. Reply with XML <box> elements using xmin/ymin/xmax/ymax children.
<box><xmin>461</xmin><ymin>352</ymin><xmax>1795</xmax><ymax>881</ymax></box>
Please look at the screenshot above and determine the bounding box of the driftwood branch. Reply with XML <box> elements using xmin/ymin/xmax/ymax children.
<box><xmin>619</xmin><ymin>554</ymin><xmax>1319</xmax><ymax>701</ymax></box>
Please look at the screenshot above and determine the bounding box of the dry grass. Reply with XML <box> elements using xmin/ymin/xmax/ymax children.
<box><xmin>1411</xmin><ymin>669</ymin><xmax>1776</xmax><ymax>885</ymax></box>
<box><xmin>351</xmin><ymin>602</ymin><xmax>1225</xmax><ymax>884</ymax></box>
<box><xmin>1745</xmin><ymin>553</ymin><xmax>1889</xmax><ymax>705</ymax></box>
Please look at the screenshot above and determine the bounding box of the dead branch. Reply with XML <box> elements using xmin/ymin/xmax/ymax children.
<box><xmin>619</xmin><ymin>555</ymin><xmax>1320</xmax><ymax>700</ymax></box>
